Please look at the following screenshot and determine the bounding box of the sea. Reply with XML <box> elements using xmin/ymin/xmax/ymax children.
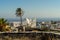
<box><xmin>6</xmin><ymin>18</ymin><xmax>60</xmax><ymax>22</ymax></box>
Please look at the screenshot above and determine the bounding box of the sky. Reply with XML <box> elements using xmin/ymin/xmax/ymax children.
<box><xmin>0</xmin><ymin>0</ymin><xmax>60</xmax><ymax>18</ymax></box>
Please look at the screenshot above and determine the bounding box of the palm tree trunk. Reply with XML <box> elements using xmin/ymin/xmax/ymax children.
<box><xmin>20</xmin><ymin>16</ymin><xmax>22</xmax><ymax>26</ymax></box>
<box><xmin>18</xmin><ymin>16</ymin><xmax>23</xmax><ymax>32</ymax></box>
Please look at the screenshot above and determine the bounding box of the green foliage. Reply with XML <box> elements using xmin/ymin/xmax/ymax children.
<box><xmin>51</xmin><ymin>20</ymin><xmax>56</xmax><ymax>24</ymax></box>
<box><xmin>41</xmin><ymin>25</ymin><xmax>49</xmax><ymax>31</ymax></box>
<box><xmin>0</xmin><ymin>18</ymin><xmax>7</xmax><ymax>24</ymax></box>
<box><xmin>16</xmin><ymin>8</ymin><xmax>22</xmax><ymax>16</ymax></box>
<box><xmin>0</xmin><ymin>18</ymin><xmax>9</xmax><ymax>31</ymax></box>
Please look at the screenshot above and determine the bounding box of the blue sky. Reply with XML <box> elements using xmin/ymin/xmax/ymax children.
<box><xmin>0</xmin><ymin>0</ymin><xmax>60</xmax><ymax>18</ymax></box>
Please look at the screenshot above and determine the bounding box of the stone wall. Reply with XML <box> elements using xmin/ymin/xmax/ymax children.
<box><xmin>0</xmin><ymin>33</ymin><xmax>60</xmax><ymax>40</ymax></box>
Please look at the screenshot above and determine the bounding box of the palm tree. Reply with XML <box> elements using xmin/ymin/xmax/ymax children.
<box><xmin>0</xmin><ymin>18</ymin><xmax>9</xmax><ymax>31</ymax></box>
<box><xmin>16</xmin><ymin>8</ymin><xmax>24</xmax><ymax>32</ymax></box>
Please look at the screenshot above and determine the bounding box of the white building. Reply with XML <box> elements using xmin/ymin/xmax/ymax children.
<box><xmin>26</xmin><ymin>18</ymin><xmax>36</xmax><ymax>28</ymax></box>
<box><xmin>12</xmin><ymin>22</ymin><xmax>20</xmax><ymax>27</ymax></box>
<box><xmin>9</xmin><ymin>18</ymin><xmax>37</xmax><ymax>32</ymax></box>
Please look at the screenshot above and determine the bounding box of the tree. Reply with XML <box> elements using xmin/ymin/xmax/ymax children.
<box><xmin>0</xmin><ymin>18</ymin><xmax>9</xmax><ymax>31</ymax></box>
<box><xmin>16</xmin><ymin>8</ymin><xmax>24</xmax><ymax>32</ymax></box>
